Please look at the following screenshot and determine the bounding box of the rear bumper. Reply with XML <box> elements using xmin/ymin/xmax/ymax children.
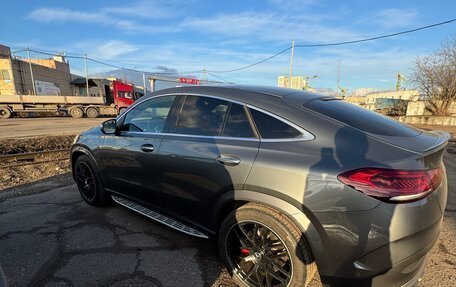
<box><xmin>316</xmin><ymin>176</ymin><xmax>447</xmax><ymax>286</ymax></box>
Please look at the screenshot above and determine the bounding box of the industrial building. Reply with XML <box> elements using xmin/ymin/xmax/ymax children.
<box><xmin>0</xmin><ymin>44</ymin><xmax>73</xmax><ymax>96</ymax></box>
<box><xmin>278</xmin><ymin>76</ymin><xmax>312</xmax><ymax>90</ymax></box>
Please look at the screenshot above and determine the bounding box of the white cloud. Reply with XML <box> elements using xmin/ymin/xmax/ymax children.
<box><xmin>27</xmin><ymin>8</ymin><xmax>105</xmax><ymax>24</ymax></box>
<box><xmin>95</xmin><ymin>41</ymin><xmax>139</xmax><ymax>59</ymax></box>
<box><xmin>357</xmin><ymin>8</ymin><xmax>418</xmax><ymax>29</ymax></box>
<box><xmin>182</xmin><ymin>12</ymin><xmax>363</xmax><ymax>44</ymax></box>
<box><xmin>26</xmin><ymin>1</ymin><xmax>181</xmax><ymax>33</ymax></box>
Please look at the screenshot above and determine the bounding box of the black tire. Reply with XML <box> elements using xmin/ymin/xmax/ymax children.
<box><xmin>74</xmin><ymin>155</ymin><xmax>110</xmax><ymax>206</ymax></box>
<box><xmin>70</xmin><ymin>107</ymin><xmax>84</xmax><ymax>118</ymax></box>
<box><xmin>0</xmin><ymin>107</ymin><xmax>12</xmax><ymax>119</ymax></box>
<box><xmin>219</xmin><ymin>203</ymin><xmax>318</xmax><ymax>287</ymax></box>
<box><xmin>86</xmin><ymin>107</ymin><xmax>100</xmax><ymax>118</ymax></box>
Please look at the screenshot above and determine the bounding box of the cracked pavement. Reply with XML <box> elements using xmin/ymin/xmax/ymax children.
<box><xmin>0</xmin><ymin>185</ymin><xmax>235</xmax><ymax>287</ymax></box>
<box><xmin>0</xmin><ymin>143</ymin><xmax>455</xmax><ymax>287</ymax></box>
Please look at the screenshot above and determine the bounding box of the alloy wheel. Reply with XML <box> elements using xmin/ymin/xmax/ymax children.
<box><xmin>226</xmin><ymin>221</ymin><xmax>292</xmax><ymax>287</ymax></box>
<box><xmin>75</xmin><ymin>162</ymin><xmax>97</xmax><ymax>201</ymax></box>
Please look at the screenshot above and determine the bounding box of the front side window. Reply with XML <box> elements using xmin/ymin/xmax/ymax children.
<box><xmin>121</xmin><ymin>96</ymin><xmax>175</xmax><ymax>133</ymax></box>
<box><xmin>176</xmin><ymin>95</ymin><xmax>229</xmax><ymax>136</ymax></box>
<box><xmin>249</xmin><ymin>108</ymin><xmax>302</xmax><ymax>139</ymax></box>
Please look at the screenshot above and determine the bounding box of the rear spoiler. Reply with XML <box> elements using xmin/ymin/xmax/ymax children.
<box><xmin>423</xmin><ymin>130</ymin><xmax>451</xmax><ymax>154</ymax></box>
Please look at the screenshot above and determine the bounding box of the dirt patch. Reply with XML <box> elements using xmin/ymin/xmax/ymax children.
<box><xmin>0</xmin><ymin>135</ymin><xmax>75</xmax><ymax>155</ymax></box>
<box><xmin>0</xmin><ymin>135</ymin><xmax>75</xmax><ymax>190</ymax></box>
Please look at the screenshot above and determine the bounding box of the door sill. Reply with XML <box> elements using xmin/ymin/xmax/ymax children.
<box><xmin>111</xmin><ymin>195</ymin><xmax>210</xmax><ymax>239</ymax></box>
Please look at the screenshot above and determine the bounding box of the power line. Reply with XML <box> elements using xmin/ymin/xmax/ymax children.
<box><xmin>295</xmin><ymin>18</ymin><xmax>456</xmax><ymax>48</ymax></box>
<box><xmin>10</xmin><ymin>17</ymin><xmax>456</xmax><ymax>77</ymax></box>
<box><xmin>207</xmin><ymin>72</ymin><xmax>236</xmax><ymax>84</ymax></box>
<box><xmin>209</xmin><ymin>18</ymin><xmax>456</xmax><ymax>73</ymax></box>
<box><xmin>208</xmin><ymin>46</ymin><xmax>292</xmax><ymax>73</ymax></box>
<box><xmin>13</xmin><ymin>48</ymin><xmax>206</xmax><ymax>76</ymax></box>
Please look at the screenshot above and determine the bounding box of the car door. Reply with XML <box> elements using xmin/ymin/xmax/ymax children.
<box><xmin>154</xmin><ymin>95</ymin><xmax>260</xmax><ymax>228</ymax></box>
<box><xmin>100</xmin><ymin>95</ymin><xmax>178</xmax><ymax>201</ymax></box>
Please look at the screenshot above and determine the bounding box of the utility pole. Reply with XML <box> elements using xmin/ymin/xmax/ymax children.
<box><xmin>84</xmin><ymin>53</ymin><xmax>89</xmax><ymax>97</ymax></box>
<box><xmin>336</xmin><ymin>60</ymin><xmax>341</xmax><ymax>97</ymax></box>
<box><xmin>142</xmin><ymin>73</ymin><xmax>147</xmax><ymax>96</ymax></box>
<box><xmin>288</xmin><ymin>41</ymin><xmax>295</xmax><ymax>88</ymax></box>
<box><xmin>149</xmin><ymin>77</ymin><xmax>156</xmax><ymax>93</ymax></box>
<box><xmin>26</xmin><ymin>47</ymin><xmax>36</xmax><ymax>95</ymax></box>
<box><xmin>203</xmin><ymin>69</ymin><xmax>207</xmax><ymax>84</ymax></box>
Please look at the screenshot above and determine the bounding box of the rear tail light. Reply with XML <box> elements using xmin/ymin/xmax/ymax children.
<box><xmin>337</xmin><ymin>167</ymin><xmax>443</xmax><ymax>202</ymax></box>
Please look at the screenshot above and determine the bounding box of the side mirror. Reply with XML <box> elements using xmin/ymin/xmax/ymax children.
<box><xmin>101</xmin><ymin>119</ymin><xmax>117</xmax><ymax>134</ymax></box>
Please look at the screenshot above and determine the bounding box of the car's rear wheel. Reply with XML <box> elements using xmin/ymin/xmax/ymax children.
<box><xmin>219</xmin><ymin>203</ymin><xmax>318</xmax><ymax>287</ymax></box>
<box><xmin>74</xmin><ymin>155</ymin><xmax>110</xmax><ymax>206</ymax></box>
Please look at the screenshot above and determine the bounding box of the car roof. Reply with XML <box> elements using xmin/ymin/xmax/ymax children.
<box><xmin>151</xmin><ymin>84</ymin><xmax>325</xmax><ymax>105</ymax></box>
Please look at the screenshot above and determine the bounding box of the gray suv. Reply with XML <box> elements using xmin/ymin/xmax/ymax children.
<box><xmin>71</xmin><ymin>85</ymin><xmax>449</xmax><ymax>287</ymax></box>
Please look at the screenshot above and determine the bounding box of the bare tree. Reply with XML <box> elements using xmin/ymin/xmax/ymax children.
<box><xmin>411</xmin><ymin>37</ymin><xmax>456</xmax><ymax>115</ymax></box>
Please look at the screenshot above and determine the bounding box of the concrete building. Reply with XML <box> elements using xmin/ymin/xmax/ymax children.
<box><xmin>277</xmin><ymin>76</ymin><xmax>309</xmax><ymax>90</ymax></box>
<box><xmin>406</xmin><ymin>100</ymin><xmax>456</xmax><ymax>116</ymax></box>
<box><xmin>364</xmin><ymin>90</ymin><xmax>420</xmax><ymax>110</ymax></box>
<box><xmin>0</xmin><ymin>44</ymin><xmax>73</xmax><ymax>96</ymax></box>
<box><xmin>71</xmin><ymin>76</ymin><xmax>111</xmax><ymax>98</ymax></box>
<box><xmin>344</xmin><ymin>96</ymin><xmax>367</xmax><ymax>106</ymax></box>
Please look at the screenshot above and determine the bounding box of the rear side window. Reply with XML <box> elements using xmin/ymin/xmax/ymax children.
<box><xmin>222</xmin><ymin>104</ymin><xmax>255</xmax><ymax>138</ymax></box>
<box><xmin>249</xmin><ymin>108</ymin><xmax>302</xmax><ymax>139</ymax></box>
<box><xmin>176</xmin><ymin>95</ymin><xmax>229</xmax><ymax>136</ymax></box>
<box><xmin>305</xmin><ymin>100</ymin><xmax>421</xmax><ymax>136</ymax></box>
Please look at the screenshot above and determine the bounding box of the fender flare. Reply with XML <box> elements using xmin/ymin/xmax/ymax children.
<box><xmin>70</xmin><ymin>145</ymin><xmax>104</xmax><ymax>184</ymax></box>
<box><xmin>213</xmin><ymin>189</ymin><xmax>329</xmax><ymax>270</ymax></box>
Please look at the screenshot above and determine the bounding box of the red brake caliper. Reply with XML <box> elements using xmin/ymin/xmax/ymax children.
<box><xmin>240</xmin><ymin>248</ymin><xmax>250</xmax><ymax>256</ymax></box>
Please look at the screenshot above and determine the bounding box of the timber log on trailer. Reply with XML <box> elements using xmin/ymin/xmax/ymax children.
<box><xmin>0</xmin><ymin>80</ymin><xmax>141</xmax><ymax>119</ymax></box>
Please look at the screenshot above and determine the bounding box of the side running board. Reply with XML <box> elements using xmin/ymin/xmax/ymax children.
<box><xmin>112</xmin><ymin>195</ymin><xmax>209</xmax><ymax>239</ymax></box>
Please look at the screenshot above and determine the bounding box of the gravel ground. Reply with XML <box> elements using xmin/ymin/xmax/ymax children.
<box><xmin>0</xmin><ymin>135</ymin><xmax>74</xmax><ymax>190</ymax></box>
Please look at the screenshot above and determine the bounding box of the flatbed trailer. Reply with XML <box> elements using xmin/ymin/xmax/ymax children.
<box><xmin>0</xmin><ymin>79</ymin><xmax>144</xmax><ymax>119</ymax></box>
<box><xmin>0</xmin><ymin>94</ymin><xmax>120</xmax><ymax>119</ymax></box>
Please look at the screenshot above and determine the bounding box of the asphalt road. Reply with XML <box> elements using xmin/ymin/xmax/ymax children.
<box><xmin>0</xmin><ymin>117</ymin><xmax>106</xmax><ymax>139</ymax></box>
<box><xmin>0</xmin><ymin>143</ymin><xmax>455</xmax><ymax>287</ymax></box>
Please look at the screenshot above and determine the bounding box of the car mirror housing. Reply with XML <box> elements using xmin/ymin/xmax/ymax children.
<box><xmin>101</xmin><ymin>119</ymin><xmax>117</xmax><ymax>134</ymax></box>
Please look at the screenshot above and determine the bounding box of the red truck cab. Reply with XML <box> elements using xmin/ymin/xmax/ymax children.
<box><xmin>110</xmin><ymin>80</ymin><xmax>143</xmax><ymax>114</ymax></box>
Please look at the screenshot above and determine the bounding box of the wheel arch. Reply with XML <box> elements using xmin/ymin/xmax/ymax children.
<box><xmin>213</xmin><ymin>189</ymin><xmax>329</xmax><ymax>271</ymax></box>
<box><xmin>71</xmin><ymin>145</ymin><xmax>103</xmax><ymax>183</ymax></box>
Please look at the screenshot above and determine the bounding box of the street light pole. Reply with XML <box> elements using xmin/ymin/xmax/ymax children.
<box><xmin>288</xmin><ymin>41</ymin><xmax>295</xmax><ymax>88</ymax></box>
<box><xmin>142</xmin><ymin>73</ymin><xmax>147</xmax><ymax>96</ymax></box>
<box><xmin>26</xmin><ymin>47</ymin><xmax>36</xmax><ymax>95</ymax></box>
<box><xmin>84</xmin><ymin>53</ymin><xmax>89</xmax><ymax>97</ymax></box>
<box><xmin>336</xmin><ymin>60</ymin><xmax>341</xmax><ymax>97</ymax></box>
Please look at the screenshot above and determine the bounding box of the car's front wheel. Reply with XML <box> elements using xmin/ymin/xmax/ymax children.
<box><xmin>74</xmin><ymin>155</ymin><xmax>110</xmax><ymax>206</ymax></box>
<box><xmin>219</xmin><ymin>203</ymin><xmax>318</xmax><ymax>287</ymax></box>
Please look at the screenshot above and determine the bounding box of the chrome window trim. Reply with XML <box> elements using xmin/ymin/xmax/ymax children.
<box><xmin>246</xmin><ymin>104</ymin><xmax>315</xmax><ymax>142</ymax></box>
<box><xmin>116</xmin><ymin>93</ymin><xmax>181</xmax><ymax>122</ymax></box>
<box><xmin>117</xmin><ymin>92</ymin><xmax>315</xmax><ymax>143</ymax></box>
<box><xmin>121</xmin><ymin>131</ymin><xmax>260</xmax><ymax>142</ymax></box>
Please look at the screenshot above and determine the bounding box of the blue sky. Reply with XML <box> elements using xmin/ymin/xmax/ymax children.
<box><xmin>1</xmin><ymin>0</ymin><xmax>455</xmax><ymax>92</ymax></box>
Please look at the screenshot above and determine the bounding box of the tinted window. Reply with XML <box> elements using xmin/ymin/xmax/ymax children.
<box><xmin>122</xmin><ymin>96</ymin><xmax>175</xmax><ymax>133</ymax></box>
<box><xmin>176</xmin><ymin>96</ymin><xmax>229</xmax><ymax>136</ymax></box>
<box><xmin>305</xmin><ymin>99</ymin><xmax>421</xmax><ymax>136</ymax></box>
<box><xmin>249</xmin><ymin>109</ymin><xmax>302</xmax><ymax>139</ymax></box>
<box><xmin>222</xmin><ymin>104</ymin><xmax>255</xmax><ymax>138</ymax></box>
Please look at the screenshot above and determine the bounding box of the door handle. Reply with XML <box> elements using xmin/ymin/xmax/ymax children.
<box><xmin>140</xmin><ymin>144</ymin><xmax>155</xmax><ymax>153</ymax></box>
<box><xmin>216</xmin><ymin>155</ymin><xmax>241</xmax><ymax>166</ymax></box>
